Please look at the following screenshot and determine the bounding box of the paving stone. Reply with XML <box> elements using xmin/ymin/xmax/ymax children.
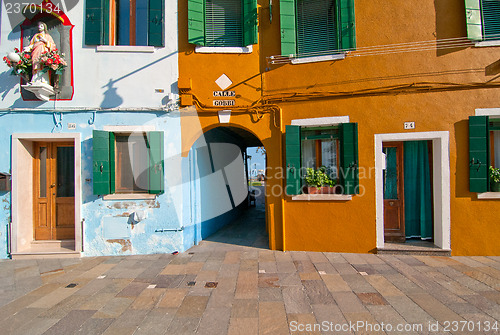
<box><xmin>356</xmin><ymin>292</ymin><xmax>388</xmax><ymax>306</ymax></box>
<box><xmin>176</xmin><ymin>295</ymin><xmax>210</xmax><ymax>318</ymax></box>
<box><xmin>239</xmin><ymin>259</ymin><xmax>258</xmax><ymax>272</ymax></box>
<box><xmin>76</xmin><ymin>318</ymin><xmax>114</xmax><ymax>334</ymax></box>
<box><xmin>218</xmin><ymin>263</ymin><xmax>240</xmax><ymax>279</ymax></box>
<box><xmin>302</xmin><ymin>280</ymin><xmax>335</xmax><ymax>305</ymax></box>
<box><xmin>39</xmin><ymin>293</ymin><xmax>90</xmax><ymax>318</ymax></box>
<box><xmin>224</xmin><ymin>251</ymin><xmax>241</xmax><ymax>264</ymax></box>
<box><xmin>365</xmin><ymin>305</ymin><xmax>413</xmax><ymax>334</ymax></box>
<box><xmin>79</xmin><ymin>293</ymin><xmax>116</xmax><ymax>311</ymax></box>
<box><xmin>384</xmin><ymin>295</ymin><xmax>435</xmax><ymax>324</ymax></box>
<box><xmin>258</xmin><ymin>274</ymin><xmax>280</xmax><ymax>288</ymax></box>
<box><xmin>235</xmin><ymin>271</ymin><xmax>258</xmax><ymax>299</ymax></box>
<box><xmin>282</xmin><ymin>286</ymin><xmax>312</xmax><ymax>314</ymax></box>
<box><xmin>311</xmin><ymin>303</ymin><xmax>349</xmax><ymax>329</ymax></box>
<box><xmin>207</xmin><ymin>291</ymin><xmax>234</xmax><ymax>309</ymax></box>
<box><xmin>258</xmin><ymin>301</ymin><xmax>289</xmax><ymax>335</ymax></box>
<box><xmin>43</xmin><ymin>309</ymin><xmax>96</xmax><ymax>335</ymax></box>
<box><xmin>197</xmin><ymin>307</ymin><xmax>231</xmax><ymax>335</ymax></box>
<box><xmin>134</xmin><ymin>309</ymin><xmax>175</xmax><ymax>335</ymax></box>
<box><xmin>0</xmin><ymin>307</ymin><xmax>46</xmax><ymax>333</ymax></box>
<box><xmin>312</xmin><ymin>261</ymin><xmax>337</xmax><ymax>274</ymax></box>
<box><xmin>28</xmin><ymin>286</ymin><xmax>78</xmax><ymax>309</ymax></box>
<box><xmin>259</xmin><ymin>287</ymin><xmax>282</xmax><ymax>301</ymax></box>
<box><xmin>342</xmin><ymin>253</ymin><xmax>369</xmax><ymax>265</ymax></box>
<box><xmin>331</xmin><ymin>291</ymin><xmax>366</xmax><ymax>314</ymax></box>
<box><xmin>341</xmin><ymin>274</ymin><xmax>378</xmax><ymax>293</ymax></box>
<box><xmin>287</xmin><ymin>313</ymin><xmax>321</xmax><ymax>335</ymax></box>
<box><xmin>93</xmin><ymin>297</ymin><xmax>134</xmax><ymax>318</ymax></box>
<box><xmin>153</xmin><ymin>275</ymin><xmax>186</xmax><ymax>289</ymax></box>
<box><xmin>276</xmin><ymin>261</ymin><xmax>296</xmax><ymax>273</ymax></box>
<box><xmin>129</xmin><ymin>288</ymin><xmax>165</xmax><ymax>310</ymax></box>
<box><xmin>166</xmin><ymin>316</ymin><xmax>201</xmax><ymax>335</ymax></box>
<box><xmin>364</xmin><ymin>275</ymin><xmax>404</xmax><ymax>297</ymax></box>
<box><xmin>231</xmin><ymin>299</ymin><xmax>259</xmax><ymax>318</ymax></box>
<box><xmin>331</xmin><ymin>263</ymin><xmax>358</xmax><ymax>275</ymax></box>
<box><xmin>321</xmin><ymin>274</ymin><xmax>351</xmax><ymax>292</ymax></box>
<box><xmin>12</xmin><ymin>316</ymin><xmax>60</xmax><ymax>335</ymax></box>
<box><xmin>228</xmin><ymin>317</ymin><xmax>258</xmax><ymax>335</ymax></box>
<box><xmin>108</xmin><ymin>308</ymin><xmax>148</xmax><ymax>329</ymax></box>
<box><xmin>259</xmin><ymin>261</ymin><xmax>277</xmax><ymax>273</ymax></box>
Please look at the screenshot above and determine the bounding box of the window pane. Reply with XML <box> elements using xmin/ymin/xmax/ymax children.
<box><xmin>296</xmin><ymin>0</ymin><xmax>338</xmax><ymax>56</ymax></box>
<box><xmin>115</xmin><ymin>134</ymin><xmax>149</xmax><ymax>193</ymax></box>
<box><xmin>301</xmin><ymin>139</ymin><xmax>316</xmax><ymax>169</ymax></box>
<box><xmin>383</xmin><ymin>147</ymin><xmax>398</xmax><ymax>199</ymax></box>
<box><xmin>117</xmin><ymin>0</ymin><xmax>130</xmax><ymax>45</ymax></box>
<box><xmin>39</xmin><ymin>147</ymin><xmax>47</xmax><ymax>198</ymax></box>
<box><xmin>321</xmin><ymin>139</ymin><xmax>337</xmax><ymax>179</ymax></box>
<box><xmin>494</xmin><ymin>130</ymin><xmax>500</xmax><ymax>167</ymax></box>
<box><xmin>206</xmin><ymin>0</ymin><xmax>243</xmax><ymax>47</ymax></box>
<box><xmin>136</xmin><ymin>0</ymin><xmax>148</xmax><ymax>46</ymax></box>
<box><xmin>57</xmin><ymin>147</ymin><xmax>75</xmax><ymax>197</ymax></box>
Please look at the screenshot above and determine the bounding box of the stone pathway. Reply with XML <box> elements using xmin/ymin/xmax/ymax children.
<box><xmin>0</xmin><ymin>203</ymin><xmax>499</xmax><ymax>334</ymax></box>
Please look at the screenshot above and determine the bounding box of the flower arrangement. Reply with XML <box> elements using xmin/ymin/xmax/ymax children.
<box><xmin>3</xmin><ymin>48</ymin><xmax>32</xmax><ymax>81</ymax></box>
<box><xmin>3</xmin><ymin>48</ymin><xmax>66</xmax><ymax>82</ymax></box>
<box><xmin>305</xmin><ymin>166</ymin><xmax>336</xmax><ymax>188</ymax></box>
<box><xmin>39</xmin><ymin>49</ymin><xmax>67</xmax><ymax>75</ymax></box>
<box><xmin>489</xmin><ymin>166</ymin><xmax>500</xmax><ymax>183</ymax></box>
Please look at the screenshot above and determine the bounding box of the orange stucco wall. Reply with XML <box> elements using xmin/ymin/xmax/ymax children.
<box><xmin>179</xmin><ymin>0</ymin><xmax>500</xmax><ymax>255</ymax></box>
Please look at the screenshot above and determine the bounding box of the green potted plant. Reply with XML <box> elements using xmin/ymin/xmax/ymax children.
<box><xmin>489</xmin><ymin>166</ymin><xmax>500</xmax><ymax>192</ymax></box>
<box><xmin>304</xmin><ymin>167</ymin><xmax>338</xmax><ymax>194</ymax></box>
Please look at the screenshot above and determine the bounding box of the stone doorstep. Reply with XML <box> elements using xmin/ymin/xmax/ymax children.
<box><xmin>377</xmin><ymin>248</ymin><xmax>451</xmax><ymax>256</ymax></box>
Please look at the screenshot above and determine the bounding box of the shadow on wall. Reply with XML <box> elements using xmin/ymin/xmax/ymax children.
<box><xmin>434</xmin><ymin>0</ymin><xmax>468</xmax><ymax>57</ymax></box>
<box><xmin>101</xmin><ymin>79</ymin><xmax>124</xmax><ymax>109</ymax></box>
<box><xmin>454</xmin><ymin>119</ymin><xmax>472</xmax><ymax>199</ymax></box>
<box><xmin>0</xmin><ymin>71</ymin><xmax>19</xmax><ymax>101</ymax></box>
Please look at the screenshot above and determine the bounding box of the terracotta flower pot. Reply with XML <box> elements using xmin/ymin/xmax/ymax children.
<box><xmin>306</xmin><ymin>186</ymin><xmax>338</xmax><ymax>194</ymax></box>
<box><xmin>491</xmin><ymin>181</ymin><xmax>500</xmax><ymax>192</ymax></box>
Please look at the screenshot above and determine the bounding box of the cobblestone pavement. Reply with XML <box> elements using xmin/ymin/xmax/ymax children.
<box><xmin>0</xmin><ymin>203</ymin><xmax>499</xmax><ymax>334</ymax></box>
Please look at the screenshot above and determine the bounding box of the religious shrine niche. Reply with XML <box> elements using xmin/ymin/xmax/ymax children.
<box><xmin>19</xmin><ymin>0</ymin><xmax>74</xmax><ymax>101</ymax></box>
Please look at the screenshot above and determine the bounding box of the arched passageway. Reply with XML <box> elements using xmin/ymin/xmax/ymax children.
<box><xmin>186</xmin><ymin>126</ymin><xmax>268</xmax><ymax>249</ymax></box>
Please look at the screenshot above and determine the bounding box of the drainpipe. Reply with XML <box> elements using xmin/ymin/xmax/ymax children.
<box><xmin>7</xmin><ymin>221</ymin><xmax>11</xmax><ymax>258</ymax></box>
<box><xmin>81</xmin><ymin>219</ymin><xmax>85</xmax><ymax>252</ymax></box>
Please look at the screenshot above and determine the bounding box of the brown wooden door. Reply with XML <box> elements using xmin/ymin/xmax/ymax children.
<box><xmin>34</xmin><ymin>142</ymin><xmax>75</xmax><ymax>240</ymax></box>
<box><xmin>383</xmin><ymin>142</ymin><xmax>405</xmax><ymax>243</ymax></box>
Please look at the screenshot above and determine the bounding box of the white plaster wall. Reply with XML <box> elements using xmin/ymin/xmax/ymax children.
<box><xmin>0</xmin><ymin>1</ymin><xmax>178</xmax><ymax>109</ymax></box>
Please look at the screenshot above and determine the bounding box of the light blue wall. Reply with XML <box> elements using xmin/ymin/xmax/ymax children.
<box><xmin>0</xmin><ymin>110</ymin><xmax>186</xmax><ymax>258</ymax></box>
<box><xmin>182</xmin><ymin>128</ymin><xmax>248</xmax><ymax>251</ymax></box>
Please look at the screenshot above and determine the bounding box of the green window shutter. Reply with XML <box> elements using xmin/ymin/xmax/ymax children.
<box><xmin>85</xmin><ymin>0</ymin><xmax>109</xmax><ymax>45</ymax></box>
<box><xmin>148</xmin><ymin>0</ymin><xmax>164</xmax><ymax>46</ymax></box>
<box><xmin>188</xmin><ymin>0</ymin><xmax>205</xmax><ymax>45</ymax></box>
<box><xmin>296</xmin><ymin>0</ymin><xmax>338</xmax><ymax>56</ymax></box>
<box><xmin>148</xmin><ymin>131</ymin><xmax>164</xmax><ymax>194</ymax></box>
<box><xmin>338</xmin><ymin>0</ymin><xmax>356</xmax><ymax>50</ymax></box>
<box><xmin>285</xmin><ymin>125</ymin><xmax>302</xmax><ymax>195</ymax></box>
<box><xmin>465</xmin><ymin>0</ymin><xmax>483</xmax><ymax>40</ymax></box>
<box><xmin>482</xmin><ymin>0</ymin><xmax>500</xmax><ymax>41</ymax></box>
<box><xmin>109</xmin><ymin>132</ymin><xmax>116</xmax><ymax>194</ymax></box>
<box><xmin>469</xmin><ymin>116</ymin><xmax>489</xmax><ymax>192</ymax></box>
<box><xmin>340</xmin><ymin>122</ymin><xmax>358</xmax><ymax>195</ymax></box>
<box><xmin>243</xmin><ymin>0</ymin><xmax>258</xmax><ymax>46</ymax></box>
<box><xmin>93</xmin><ymin>130</ymin><xmax>111</xmax><ymax>195</ymax></box>
<box><xmin>280</xmin><ymin>0</ymin><xmax>297</xmax><ymax>56</ymax></box>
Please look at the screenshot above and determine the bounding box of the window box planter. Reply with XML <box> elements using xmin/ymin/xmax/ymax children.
<box><xmin>306</xmin><ymin>186</ymin><xmax>341</xmax><ymax>195</ymax></box>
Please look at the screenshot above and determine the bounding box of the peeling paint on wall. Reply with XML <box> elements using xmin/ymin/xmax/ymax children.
<box><xmin>107</xmin><ymin>239</ymin><xmax>132</xmax><ymax>252</ymax></box>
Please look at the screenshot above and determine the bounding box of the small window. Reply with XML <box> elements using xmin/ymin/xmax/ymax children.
<box><xmin>465</xmin><ymin>0</ymin><xmax>500</xmax><ymax>42</ymax></box>
<box><xmin>85</xmin><ymin>0</ymin><xmax>164</xmax><ymax>46</ymax></box>
<box><xmin>285</xmin><ymin>123</ymin><xmax>358</xmax><ymax>196</ymax></box>
<box><xmin>93</xmin><ymin>130</ymin><xmax>164</xmax><ymax>195</ymax></box>
<box><xmin>301</xmin><ymin>127</ymin><xmax>339</xmax><ymax>181</ymax></box>
<box><xmin>187</xmin><ymin>0</ymin><xmax>258</xmax><ymax>47</ymax></box>
<box><xmin>280</xmin><ymin>0</ymin><xmax>356</xmax><ymax>57</ymax></box>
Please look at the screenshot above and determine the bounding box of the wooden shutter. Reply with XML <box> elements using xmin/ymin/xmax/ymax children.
<box><xmin>148</xmin><ymin>131</ymin><xmax>164</xmax><ymax>194</ymax></box>
<box><xmin>340</xmin><ymin>122</ymin><xmax>358</xmax><ymax>195</ymax></box>
<box><xmin>243</xmin><ymin>0</ymin><xmax>258</xmax><ymax>46</ymax></box>
<box><xmin>148</xmin><ymin>0</ymin><xmax>164</xmax><ymax>46</ymax></box>
<box><xmin>465</xmin><ymin>0</ymin><xmax>483</xmax><ymax>40</ymax></box>
<box><xmin>338</xmin><ymin>0</ymin><xmax>356</xmax><ymax>50</ymax></box>
<box><xmin>93</xmin><ymin>130</ymin><xmax>111</xmax><ymax>195</ymax></box>
<box><xmin>280</xmin><ymin>0</ymin><xmax>297</xmax><ymax>56</ymax></box>
<box><xmin>285</xmin><ymin>125</ymin><xmax>302</xmax><ymax>195</ymax></box>
<box><xmin>296</xmin><ymin>0</ymin><xmax>338</xmax><ymax>56</ymax></box>
<box><xmin>469</xmin><ymin>116</ymin><xmax>489</xmax><ymax>192</ymax></box>
<box><xmin>188</xmin><ymin>0</ymin><xmax>205</xmax><ymax>45</ymax></box>
<box><xmin>205</xmin><ymin>0</ymin><xmax>243</xmax><ymax>47</ymax></box>
<box><xmin>85</xmin><ymin>0</ymin><xmax>109</xmax><ymax>45</ymax></box>
<box><xmin>482</xmin><ymin>0</ymin><xmax>500</xmax><ymax>41</ymax></box>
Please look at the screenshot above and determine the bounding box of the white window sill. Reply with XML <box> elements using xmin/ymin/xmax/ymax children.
<box><xmin>477</xmin><ymin>192</ymin><xmax>500</xmax><ymax>199</ymax></box>
<box><xmin>474</xmin><ymin>40</ymin><xmax>500</xmax><ymax>47</ymax></box>
<box><xmin>195</xmin><ymin>45</ymin><xmax>253</xmax><ymax>54</ymax></box>
<box><xmin>96</xmin><ymin>46</ymin><xmax>156</xmax><ymax>53</ymax></box>
<box><xmin>103</xmin><ymin>193</ymin><xmax>157</xmax><ymax>200</ymax></box>
<box><xmin>291</xmin><ymin>194</ymin><xmax>352</xmax><ymax>201</ymax></box>
<box><xmin>291</xmin><ymin>53</ymin><xmax>346</xmax><ymax>65</ymax></box>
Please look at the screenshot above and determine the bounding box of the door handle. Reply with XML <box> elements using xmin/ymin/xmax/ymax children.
<box><xmin>389</xmin><ymin>201</ymin><xmax>394</xmax><ymax>206</ymax></box>
<box><xmin>50</xmin><ymin>183</ymin><xmax>56</xmax><ymax>188</ymax></box>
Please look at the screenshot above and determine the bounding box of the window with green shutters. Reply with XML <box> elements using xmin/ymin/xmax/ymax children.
<box><xmin>187</xmin><ymin>0</ymin><xmax>258</xmax><ymax>47</ymax></box>
<box><xmin>93</xmin><ymin>130</ymin><xmax>164</xmax><ymax>195</ymax></box>
<box><xmin>280</xmin><ymin>0</ymin><xmax>356</xmax><ymax>57</ymax></box>
<box><xmin>469</xmin><ymin>116</ymin><xmax>500</xmax><ymax>192</ymax></box>
<box><xmin>285</xmin><ymin>123</ymin><xmax>359</xmax><ymax>196</ymax></box>
<box><xmin>465</xmin><ymin>0</ymin><xmax>500</xmax><ymax>41</ymax></box>
<box><xmin>85</xmin><ymin>0</ymin><xmax>164</xmax><ymax>46</ymax></box>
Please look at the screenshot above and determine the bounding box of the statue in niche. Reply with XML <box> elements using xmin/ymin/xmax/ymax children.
<box><xmin>23</xmin><ymin>21</ymin><xmax>57</xmax><ymax>84</ymax></box>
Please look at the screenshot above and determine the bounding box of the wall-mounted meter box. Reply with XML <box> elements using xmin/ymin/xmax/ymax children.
<box><xmin>0</xmin><ymin>172</ymin><xmax>11</xmax><ymax>192</ymax></box>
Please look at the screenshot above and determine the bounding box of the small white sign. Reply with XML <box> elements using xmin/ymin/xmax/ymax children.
<box><xmin>213</xmin><ymin>100</ymin><xmax>235</xmax><ymax>107</ymax></box>
<box><xmin>404</xmin><ymin>122</ymin><xmax>415</xmax><ymax>130</ymax></box>
<box><xmin>68</xmin><ymin>123</ymin><xmax>76</xmax><ymax>130</ymax></box>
